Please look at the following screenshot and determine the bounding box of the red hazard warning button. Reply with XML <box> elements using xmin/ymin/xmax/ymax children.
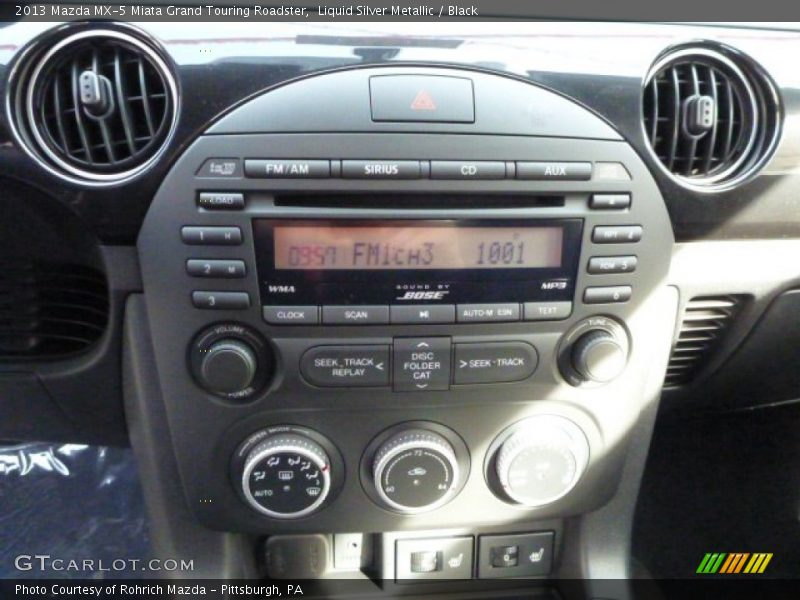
<box><xmin>410</xmin><ymin>90</ymin><xmax>437</xmax><ymax>111</ymax></box>
<box><xmin>370</xmin><ymin>75</ymin><xmax>475</xmax><ymax>123</ymax></box>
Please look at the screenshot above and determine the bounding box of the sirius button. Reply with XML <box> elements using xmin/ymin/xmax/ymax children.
<box><xmin>341</xmin><ymin>160</ymin><xmax>421</xmax><ymax>179</ymax></box>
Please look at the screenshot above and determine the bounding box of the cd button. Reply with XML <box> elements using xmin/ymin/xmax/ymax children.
<box><xmin>262</xmin><ymin>306</ymin><xmax>319</xmax><ymax>325</ymax></box>
<box><xmin>393</xmin><ymin>337</ymin><xmax>451</xmax><ymax>392</ymax></box>
<box><xmin>430</xmin><ymin>161</ymin><xmax>506</xmax><ymax>180</ymax></box>
<box><xmin>300</xmin><ymin>345</ymin><xmax>390</xmax><ymax>388</ymax></box>
<box><xmin>323</xmin><ymin>305</ymin><xmax>390</xmax><ymax>325</ymax></box>
<box><xmin>456</xmin><ymin>304</ymin><xmax>520</xmax><ymax>323</ymax></box>
<box><xmin>523</xmin><ymin>301</ymin><xmax>573</xmax><ymax>321</ymax></box>
<box><xmin>391</xmin><ymin>305</ymin><xmax>455</xmax><ymax>324</ymax></box>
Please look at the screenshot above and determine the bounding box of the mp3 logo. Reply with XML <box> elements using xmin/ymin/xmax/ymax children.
<box><xmin>396</xmin><ymin>291</ymin><xmax>448</xmax><ymax>301</ymax></box>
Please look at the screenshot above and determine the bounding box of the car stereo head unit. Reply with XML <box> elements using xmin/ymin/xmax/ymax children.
<box><xmin>253</xmin><ymin>218</ymin><xmax>583</xmax><ymax>306</ymax></box>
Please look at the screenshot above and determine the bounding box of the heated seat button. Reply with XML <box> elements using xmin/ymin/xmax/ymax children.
<box><xmin>393</xmin><ymin>337</ymin><xmax>451</xmax><ymax>392</ymax></box>
<box><xmin>370</xmin><ymin>75</ymin><xmax>475</xmax><ymax>123</ymax></box>
<box><xmin>396</xmin><ymin>537</ymin><xmax>473</xmax><ymax>581</ymax></box>
<box><xmin>478</xmin><ymin>532</ymin><xmax>554</xmax><ymax>578</ymax></box>
<box><xmin>300</xmin><ymin>345</ymin><xmax>389</xmax><ymax>388</ymax></box>
<box><xmin>341</xmin><ymin>160</ymin><xmax>421</xmax><ymax>179</ymax></box>
<box><xmin>490</xmin><ymin>545</ymin><xmax>519</xmax><ymax>568</ymax></box>
<box><xmin>454</xmin><ymin>342</ymin><xmax>538</xmax><ymax>385</ymax></box>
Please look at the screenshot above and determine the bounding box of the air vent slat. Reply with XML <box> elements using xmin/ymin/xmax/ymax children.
<box><xmin>14</xmin><ymin>28</ymin><xmax>176</xmax><ymax>183</ymax></box>
<box><xmin>112</xmin><ymin>46</ymin><xmax>138</xmax><ymax>156</ymax></box>
<box><xmin>0</xmin><ymin>262</ymin><xmax>108</xmax><ymax>360</ymax></box>
<box><xmin>643</xmin><ymin>46</ymin><xmax>779</xmax><ymax>190</ymax></box>
<box><xmin>664</xmin><ymin>295</ymin><xmax>743</xmax><ymax>387</ymax></box>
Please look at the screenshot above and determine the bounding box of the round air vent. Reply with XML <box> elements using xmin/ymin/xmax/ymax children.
<box><xmin>642</xmin><ymin>46</ymin><xmax>780</xmax><ymax>191</ymax></box>
<box><xmin>8</xmin><ymin>27</ymin><xmax>178</xmax><ymax>184</ymax></box>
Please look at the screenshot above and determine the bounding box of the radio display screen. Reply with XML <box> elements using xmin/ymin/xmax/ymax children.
<box><xmin>253</xmin><ymin>218</ymin><xmax>583</xmax><ymax>306</ymax></box>
<box><xmin>272</xmin><ymin>224</ymin><xmax>563</xmax><ymax>270</ymax></box>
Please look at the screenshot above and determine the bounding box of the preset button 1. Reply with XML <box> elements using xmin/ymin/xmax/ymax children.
<box><xmin>393</xmin><ymin>338</ymin><xmax>451</xmax><ymax>392</ymax></box>
<box><xmin>300</xmin><ymin>345</ymin><xmax>389</xmax><ymax>388</ymax></box>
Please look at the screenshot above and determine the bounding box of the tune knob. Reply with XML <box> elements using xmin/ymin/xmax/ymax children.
<box><xmin>558</xmin><ymin>317</ymin><xmax>630</xmax><ymax>386</ymax></box>
<box><xmin>373</xmin><ymin>429</ymin><xmax>460</xmax><ymax>514</ymax></box>
<box><xmin>571</xmin><ymin>329</ymin><xmax>627</xmax><ymax>383</ymax></box>
<box><xmin>495</xmin><ymin>416</ymin><xmax>589</xmax><ymax>507</ymax></box>
<box><xmin>199</xmin><ymin>339</ymin><xmax>258</xmax><ymax>395</ymax></box>
<box><xmin>241</xmin><ymin>432</ymin><xmax>331</xmax><ymax>519</ymax></box>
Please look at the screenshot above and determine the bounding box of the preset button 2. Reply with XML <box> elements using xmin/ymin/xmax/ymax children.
<box><xmin>393</xmin><ymin>338</ymin><xmax>451</xmax><ymax>392</ymax></box>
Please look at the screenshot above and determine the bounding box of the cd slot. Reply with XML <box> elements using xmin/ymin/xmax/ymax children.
<box><xmin>273</xmin><ymin>193</ymin><xmax>565</xmax><ymax>210</ymax></box>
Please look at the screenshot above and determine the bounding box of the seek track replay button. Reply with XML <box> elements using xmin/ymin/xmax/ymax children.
<box><xmin>300</xmin><ymin>345</ymin><xmax>390</xmax><ymax>387</ymax></box>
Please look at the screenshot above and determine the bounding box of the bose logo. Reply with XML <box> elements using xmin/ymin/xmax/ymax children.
<box><xmin>396</xmin><ymin>291</ymin><xmax>448</xmax><ymax>301</ymax></box>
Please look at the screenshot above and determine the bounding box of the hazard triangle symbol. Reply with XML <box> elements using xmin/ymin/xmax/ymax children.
<box><xmin>410</xmin><ymin>90</ymin><xmax>437</xmax><ymax>111</ymax></box>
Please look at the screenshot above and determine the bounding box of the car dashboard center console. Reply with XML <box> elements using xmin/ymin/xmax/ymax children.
<box><xmin>136</xmin><ymin>66</ymin><xmax>677</xmax><ymax>584</ymax></box>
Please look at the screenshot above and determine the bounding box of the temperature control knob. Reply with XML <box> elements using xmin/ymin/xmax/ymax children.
<box><xmin>241</xmin><ymin>433</ymin><xmax>331</xmax><ymax>519</ymax></box>
<box><xmin>495</xmin><ymin>416</ymin><xmax>589</xmax><ymax>507</ymax></box>
<box><xmin>571</xmin><ymin>329</ymin><xmax>627</xmax><ymax>383</ymax></box>
<box><xmin>373</xmin><ymin>429</ymin><xmax>460</xmax><ymax>514</ymax></box>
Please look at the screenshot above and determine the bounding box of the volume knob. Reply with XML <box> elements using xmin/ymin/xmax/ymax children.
<box><xmin>199</xmin><ymin>339</ymin><xmax>258</xmax><ymax>395</ymax></box>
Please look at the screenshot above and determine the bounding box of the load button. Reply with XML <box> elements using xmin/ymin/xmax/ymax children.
<box><xmin>393</xmin><ymin>338</ymin><xmax>451</xmax><ymax>392</ymax></box>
